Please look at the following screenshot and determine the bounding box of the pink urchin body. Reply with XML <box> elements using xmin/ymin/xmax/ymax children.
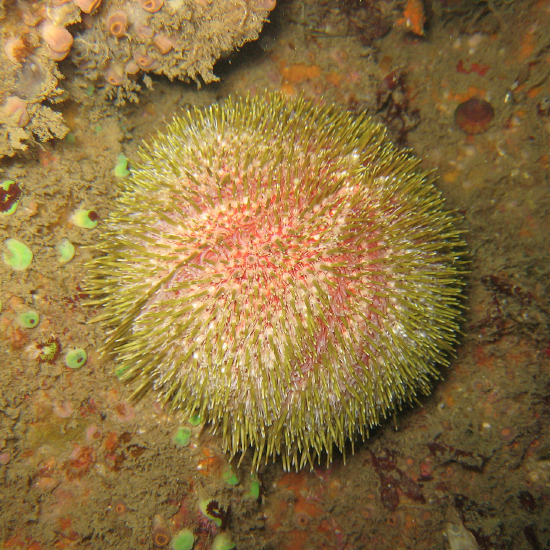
<box><xmin>87</xmin><ymin>93</ymin><xmax>466</xmax><ymax>470</ymax></box>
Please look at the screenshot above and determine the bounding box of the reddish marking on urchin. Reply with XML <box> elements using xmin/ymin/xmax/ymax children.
<box><xmin>163</xmin><ymin>182</ymin><xmax>388</xmax><ymax>390</ymax></box>
<box><xmin>454</xmin><ymin>98</ymin><xmax>495</xmax><ymax>135</ymax></box>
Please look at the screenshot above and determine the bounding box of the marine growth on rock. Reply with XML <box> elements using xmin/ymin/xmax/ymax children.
<box><xmin>0</xmin><ymin>0</ymin><xmax>276</xmax><ymax>157</ymax></box>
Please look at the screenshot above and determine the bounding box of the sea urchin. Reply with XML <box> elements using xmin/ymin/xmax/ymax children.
<box><xmin>86</xmin><ymin>93</ymin><xmax>466</xmax><ymax>470</ymax></box>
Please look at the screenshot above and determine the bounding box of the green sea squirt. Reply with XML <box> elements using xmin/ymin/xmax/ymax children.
<box><xmin>3</xmin><ymin>239</ymin><xmax>33</xmax><ymax>271</ymax></box>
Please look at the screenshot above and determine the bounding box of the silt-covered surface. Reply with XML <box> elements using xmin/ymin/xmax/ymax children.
<box><xmin>1</xmin><ymin>1</ymin><xmax>550</xmax><ymax>549</ymax></box>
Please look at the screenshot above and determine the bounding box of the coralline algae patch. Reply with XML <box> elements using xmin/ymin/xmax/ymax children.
<box><xmin>1</xmin><ymin>349</ymin><xmax>548</xmax><ymax>550</ymax></box>
<box><xmin>2</xmin><ymin>211</ymin><xmax>239</xmax><ymax>549</ymax></box>
<box><xmin>3</xmin><ymin>389</ymin><xmax>251</xmax><ymax>550</ymax></box>
<box><xmin>0</xmin><ymin>0</ymin><xmax>276</xmax><ymax>158</ymax></box>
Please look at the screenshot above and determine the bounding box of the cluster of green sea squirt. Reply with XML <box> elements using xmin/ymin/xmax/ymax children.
<box><xmin>86</xmin><ymin>93</ymin><xmax>466</xmax><ymax>471</ymax></box>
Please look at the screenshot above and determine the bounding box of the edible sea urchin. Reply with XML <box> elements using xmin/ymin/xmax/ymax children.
<box><xmin>87</xmin><ymin>93</ymin><xmax>466</xmax><ymax>470</ymax></box>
